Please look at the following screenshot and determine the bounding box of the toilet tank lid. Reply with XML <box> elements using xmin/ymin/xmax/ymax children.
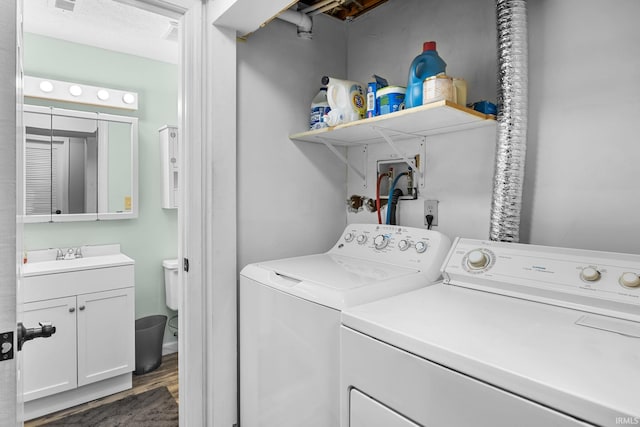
<box><xmin>163</xmin><ymin>258</ymin><xmax>179</xmax><ymax>269</ymax></box>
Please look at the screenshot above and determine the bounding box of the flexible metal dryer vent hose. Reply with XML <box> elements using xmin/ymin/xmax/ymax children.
<box><xmin>490</xmin><ymin>0</ymin><xmax>528</xmax><ymax>242</ymax></box>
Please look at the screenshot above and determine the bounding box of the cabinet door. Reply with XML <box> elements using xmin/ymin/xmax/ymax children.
<box><xmin>77</xmin><ymin>288</ymin><xmax>134</xmax><ymax>386</ymax></box>
<box><xmin>23</xmin><ymin>297</ymin><xmax>77</xmax><ymax>401</ymax></box>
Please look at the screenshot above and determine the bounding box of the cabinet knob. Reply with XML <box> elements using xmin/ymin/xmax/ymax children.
<box><xmin>69</xmin><ymin>307</ymin><xmax>75</xmax><ymax>313</ymax></box>
<box><xmin>78</xmin><ymin>305</ymin><xmax>86</xmax><ymax>311</ymax></box>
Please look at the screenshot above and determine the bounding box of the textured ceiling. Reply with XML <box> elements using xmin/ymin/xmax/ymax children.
<box><xmin>23</xmin><ymin>0</ymin><xmax>179</xmax><ymax>64</ymax></box>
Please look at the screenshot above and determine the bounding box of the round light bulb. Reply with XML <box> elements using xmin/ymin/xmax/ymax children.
<box><xmin>122</xmin><ymin>93</ymin><xmax>135</xmax><ymax>104</ymax></box>
<box><xmin>97</xmin><ymin>89</ymin><xmax>110</xmax><ymax>101</ymax></box>
<box><xmin>69</xmin><ymin>85</ymin><xmax>83</xmax><ymax>97</ymax></box>
<box><xmin>39</xmin><ymin>81</ymin><xmax>54</xmax><ymax>93</ymax></box>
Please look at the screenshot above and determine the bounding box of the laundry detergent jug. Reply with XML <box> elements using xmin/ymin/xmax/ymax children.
<box><xmin>405</xmin><ymin>41</ymin><xmax>446</xmax><ymax>109</ymax></box>
<box><xmin>321</xmin><ymin>76</ymin><xmax>366</xmax><ymax>126</ymax></box>
<box><xmin>310</xmin><ymin>87</ymin><xmax>330</xmax><ymax>130</ymax></box>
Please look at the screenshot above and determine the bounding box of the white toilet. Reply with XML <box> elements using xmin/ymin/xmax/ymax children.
<box><xmin>163</xmin><ymin>259</ymin><xmax>179</xmax><ymax>311</ymax></box>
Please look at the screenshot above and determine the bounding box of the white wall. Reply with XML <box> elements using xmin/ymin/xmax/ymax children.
<box><xmin>344</xmin><ymin>0</ymin><xmax>498</xmax><ymax>240</ymax></box>
<box><xmin>347</xmin><ymin>0</ymin><xmax>497</xmax><ymax>103</ymax></box>
<box><xmin>237</xmin><ymin>15</ymin><xmax>349</xmax><ymax>268</ymax></box>
<box><xmin>238</xmin><ymin>0</ymin><xmax>640</xmax><ymax>256</ymax></box>
<box><xmin>523</xmin><ymin>0</ymin><xmax>640</xmax><ymax>253</ymax></box>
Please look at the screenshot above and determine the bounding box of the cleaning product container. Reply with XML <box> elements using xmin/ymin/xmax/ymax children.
<box><xmin>405</xmin><ymin>41</ymin><xmax>447</xmax><ymax>109</ymax></box>
<box><xmin>423</xmin><ymin>75</ymin><xmax>455</xmax><ymax>104</ymax></box>
<box><xmin>321</xmin><ymin>76</ymin><xmax>366</xmax><ymax>126</ymax></box>
<box><xmin>309</xmin><ymin>87</ymin><xmax>330</xmax><ymax>130</ymax></box>
<box><xmin>376</xmin><ymin>86</ymin><xmax>406</xmax><ymax>115</ymax></box>
<box><xmin>366</xmin><ymin>82</ymin><xmax>377</xmax><ymax>118</ymax></box>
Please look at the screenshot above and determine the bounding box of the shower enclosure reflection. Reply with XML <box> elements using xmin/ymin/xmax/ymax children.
<box><xmin>24</xmin><ymin>105</ymin><xmax>138</xmax><ymax>222</ymax></box>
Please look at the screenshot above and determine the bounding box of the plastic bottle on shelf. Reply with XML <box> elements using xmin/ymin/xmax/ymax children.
<box><xmin>309</xmin><ymin>87</ymin><xmax>331</xmax><ymax>130</ymax></box>
<box><xmin>405</xmin><ymin>41</ymin><xmax>447</xmax><ymax>109</ymax></box>
<box><xmin>321</xmin><ymin>76</ymin><xmax>366</xmax><ymax>126</ymax></box>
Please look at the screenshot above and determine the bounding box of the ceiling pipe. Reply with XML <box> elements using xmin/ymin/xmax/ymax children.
<box><xmin>277</xmin><ymin>9</ymin><xmax>313</xmax><ymax>39</ymax></box>
<box><xmin>490</xmin><ymin>0</ymin><xmax>529</xmax><ymax>242</ymax></box>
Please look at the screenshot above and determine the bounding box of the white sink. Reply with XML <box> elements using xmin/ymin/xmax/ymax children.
<box><xmin>23</xmin><ymin>244</ymin><xmax>134</xmax><ymax>277</ymax></box>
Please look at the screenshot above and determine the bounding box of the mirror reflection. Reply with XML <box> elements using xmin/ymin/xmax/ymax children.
<box><xmin>24</xmin><ymin>105</ymin><xmax>138</xmax><ymax>222</ymax></box>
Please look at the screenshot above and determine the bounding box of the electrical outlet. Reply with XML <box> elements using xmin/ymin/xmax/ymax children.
<box><xmin>424</xmin><ymin>200</ymin><xmax>438</xmax><ymax>227</ymax></box>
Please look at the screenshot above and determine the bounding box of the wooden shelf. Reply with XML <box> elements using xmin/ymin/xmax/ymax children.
<box><xmin>289</xmin><ymin>100</ymin><xmax>495</xmax><ymax>146</ymax></box>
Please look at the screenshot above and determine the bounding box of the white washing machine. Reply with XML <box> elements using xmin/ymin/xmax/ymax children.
<box><xmin>239</xmin><ymin>223</ymin><xmax>452</xmax><ymax>427</ymax></box>
<box><xmin>341</xmin><ymin>238</ymin><xmax>640</xmax><ymax>427</ymax></box>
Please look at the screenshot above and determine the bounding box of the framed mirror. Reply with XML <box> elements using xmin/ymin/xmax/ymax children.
<box><xmin>24</xmin><ymin>105</ymin><xmax>138</xmax><ymax>222</ymax></box>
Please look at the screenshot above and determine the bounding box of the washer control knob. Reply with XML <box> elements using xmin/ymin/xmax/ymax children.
<box><xmin>373</xmin><ymin>234</ymin><xmax>389</xmax><ymax>250</ymax></box>
<box><xmin>415</xmin><ymin>241</ymin><xmax>428</xmax><ymax>254</ymax></box>
<box><xmin>467</xmin><ymin>250</ymin><xmax>489</xmax><ymax>269</ymax></box>
<box><xmin>356</xmin><ymin>235</ymin><xmax>368</xmax><ymax>245</ymax></box>
<box><xmin>581</xmin><ymin>267</ymin><xmax>601</xmax><ymax>282</ymax></box>
<box><xmin>344</xmin><ymin>232</ymin><xmax>355</xmax><ymax>242</ymax></box>
<box><xmin>620</xmin><ymin>272</ymin><xmax>640</xmax><ymax>288</ymax></box>
<box><xmin>398</xmin><ymin>239</ymin><xmax>410</xmax><ymax>251</ymax></box>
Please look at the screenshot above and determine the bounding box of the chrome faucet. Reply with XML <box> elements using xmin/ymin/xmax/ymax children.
<box><xmin>64</xmin><ymin>248</ymin><xmax>76</xmax><ymax>260</ymax></box>
<box><xmin>57</xmin><ymin>247</ymin><xmax>82</xmax><ymax>260</ymax></box>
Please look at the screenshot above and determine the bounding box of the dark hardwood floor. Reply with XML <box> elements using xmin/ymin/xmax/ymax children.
<box><xmin>25</xmin><ymin>352</ymin><xmax>179</xmax><ymax>426</ymax></box>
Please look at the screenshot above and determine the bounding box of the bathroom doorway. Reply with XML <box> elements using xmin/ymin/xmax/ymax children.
<box><xmin>19</xmin><ymin>0</ymin><xmax>186</xmax><ymax>423</ymax></box>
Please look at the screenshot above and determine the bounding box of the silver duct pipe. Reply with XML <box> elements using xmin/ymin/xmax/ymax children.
<box><xmin>490</xmin><ymin>0</ymin><xmax>528</xmax><ymax>242</ymax></box>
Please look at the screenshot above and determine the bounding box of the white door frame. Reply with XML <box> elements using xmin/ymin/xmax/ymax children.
<box><xmin>2</xmin><ymin>0</ymin><xmax>239</xmax><ymax>425</ymax></box>
<box><xmin>1</xmin><ymin>0</ymin><xmax>21</xmax><ymax>425</ymax></box>
<box><xmin>179</xmin><ymin>2</ymin><xmax>238</xmax><ymax>425</ymax></box>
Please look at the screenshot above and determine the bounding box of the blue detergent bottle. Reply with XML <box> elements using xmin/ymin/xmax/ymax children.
<box><xmin>405</xmin><ymin>41</ymin><xmax>447</xmax><ymax>109</ymax></box>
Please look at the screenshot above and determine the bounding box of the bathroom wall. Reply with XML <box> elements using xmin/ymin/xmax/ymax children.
<box><xmin>236</xmin><ymin>15</ymin><xmax>348</xmax><ymax>269</ymax></box>
<box><xmin>344</xmin><ymin>0</ymin><xmax>498</xmax><ymax>240</ymax></box>
<box><xmin>23</xmin><ymin>34</ymin><xmax>179</xmax><ymax>346</ymax></box>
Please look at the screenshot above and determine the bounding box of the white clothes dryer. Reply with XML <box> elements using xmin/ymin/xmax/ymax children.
<box><xmin>239</xmin><ymin>224</ymin><xmax>451</xmax><ymax>427</ymax></box>
<box><xmin>341</xmin><ymin>238</ymin><xmax>640</xmax><ymax>427</ymax></box>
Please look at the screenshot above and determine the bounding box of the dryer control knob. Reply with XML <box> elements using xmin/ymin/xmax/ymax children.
<box><xmin>415</xmin><ymin>241</ymin><xmax>428</xmax><ymax>253</ymax></box>
<box><xmin>398</xmin><ymin>239</ymin><xmax>410</xmax><ymax>251</ymax></box>
<box><xmin>356</xmin><ymin>235</ymin><xmax>368</xmax><ymax>245</ymax></box>
<box><xmin>467</xmin><ymin>250</ymin><xmax>489</xmax><ymax>269</ymax></box>
<box><xmin>620</xmin><ymin>272</ymin><xmax>640</xmax><ymax>288</ymax></box>
<box><xmin>373</xmin><ymin>234</ymin><xmax>389</xmax><ymax>250</ymax></box>
<box><xmin>344</xmin><ymin>232</ymin><xmax>355</xmax><ymax>242</ymax></box>
<box><xmin>581</xmin><ymin>267</ymin><xmax>601</xmax><ymax>282</ymax></box>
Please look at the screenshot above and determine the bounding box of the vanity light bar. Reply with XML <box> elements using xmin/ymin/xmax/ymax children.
<box><xmin>24</xmin><ymin>76</ymin><xmax>139</xmax><ymax>111</ymax></box>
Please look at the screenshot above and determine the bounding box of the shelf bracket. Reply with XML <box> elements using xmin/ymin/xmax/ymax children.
<box><xmin>372</xmin><ymin>127</ymin><xmax>424</xmax><ymax>180</ymax></box>
<box><xmin>317</xmin><ymin>137</ymin><xmax>366</xmax><ymax>182</ymax></box>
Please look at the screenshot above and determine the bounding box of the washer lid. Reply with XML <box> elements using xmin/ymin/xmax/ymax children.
<box><xmin>261</xmin><ymin>253</ymin><xmax>418</xmax><ymax>288</ymax></box>
<box><xmin>241</xmin><ymin>253</ymin><xmax>425</xmax><ymax>310</ymax></box>
<box><xmin>341</xmin><ymin>284</ymin><xmax>640</xmax><ymax>426</ymax></box>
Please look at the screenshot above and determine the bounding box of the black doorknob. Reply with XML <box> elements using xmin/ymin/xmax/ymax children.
<box><xmin>17</xmin><ymin>321</ymin><xmax>56</xmax><ymax>351</ymax></box>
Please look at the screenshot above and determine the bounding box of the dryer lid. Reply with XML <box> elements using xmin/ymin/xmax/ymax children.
<box><xmin>341</xmin><ymin>284</ymin><xmax>640</xmax><ymax>426</ymax></box>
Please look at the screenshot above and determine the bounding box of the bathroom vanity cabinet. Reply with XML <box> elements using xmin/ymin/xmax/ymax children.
<box><xmin>22</xmin><ymin>245</ymin><xmax>135</xmax><ymax>420</ymax></box>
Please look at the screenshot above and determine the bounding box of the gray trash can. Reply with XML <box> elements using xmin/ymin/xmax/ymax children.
<box><xmin>134</xmin><ymin>315</ymin><xmax>167</xmax><ymax>375</ymax></box>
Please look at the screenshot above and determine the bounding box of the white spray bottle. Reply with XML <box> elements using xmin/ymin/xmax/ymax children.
<box><xmin>321</xmin><ymin>76</ymin><xmax>366</xmax><ymax>126</ymax></box>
